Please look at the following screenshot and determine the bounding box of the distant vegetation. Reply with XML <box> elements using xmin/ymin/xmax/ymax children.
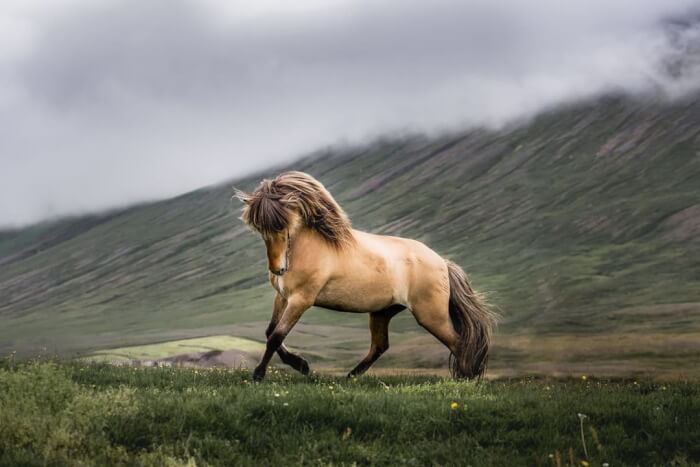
<box><xmin>1</xmin><ymin>360</ymin><xmax>699</xmax><ymax>466</ymax></box>
<box><xmin>85</xmin><ymin>336</ymin><xmax>263</xmax><ymax>365</ymax></box>
<box><xmin>1</xmin><ymin>94</ymin><xmax>699</xmax><ymax>376</ymax></box>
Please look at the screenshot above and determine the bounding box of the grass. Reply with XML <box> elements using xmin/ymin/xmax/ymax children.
<box><xmin>1</xmin><ymin>360</ymin><xmax>699</xmax><ymax>466</ymax></box>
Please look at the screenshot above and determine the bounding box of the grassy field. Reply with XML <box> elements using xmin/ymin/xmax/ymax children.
<box><xmin>1</xmin><ymin>360</ymin><xmax>699</xmax><ymax>466</ymax></box>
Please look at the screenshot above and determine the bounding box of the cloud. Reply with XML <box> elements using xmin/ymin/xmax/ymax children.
<box><xmin>0</xmin><ymin>0</ymin><xmax>699</xmax><ymax>227</ymax></box>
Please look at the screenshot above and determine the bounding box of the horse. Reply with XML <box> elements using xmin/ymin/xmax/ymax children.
<box><xmin>234</xmin><ymin>171</ymin><xmax>497</xmax><ymax>381</ymax></box>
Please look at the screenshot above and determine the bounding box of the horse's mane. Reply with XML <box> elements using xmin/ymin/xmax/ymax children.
<box><xmin>235</xmin><ymin>171</ymin><xmax>353</xmax><ymax>248</ymax></box>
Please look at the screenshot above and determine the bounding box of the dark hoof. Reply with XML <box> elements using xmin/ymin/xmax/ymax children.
<box><xmin>252</xmin><ymin>367</ymin><xmax>266</xmax><ymax>381</ymax></box>
<box><xmin>299</xmin><ymin>359</ymin><xmax>310</xmax><ymax>376</ymax></box>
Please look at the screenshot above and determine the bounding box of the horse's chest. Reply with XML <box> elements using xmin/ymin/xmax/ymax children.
<box><xmin>269</xmin><ymin>275</ymin><xmax>287</xmax><ymax>297</ymax></box>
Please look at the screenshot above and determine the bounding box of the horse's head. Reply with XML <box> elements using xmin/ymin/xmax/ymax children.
<box><xmin>260</xmin><ymin>229</ymin><xmax>292</xmax><ymax>276</ymax></box>
<box><xmin>233</xmin><ymin>181</ymin><xmax>302</xmax><ymax>276</ymax></box>
<box><xmin>234</xmin><ymin>171</ymin><xmax>353</xmax><ymax>275</ymax></box>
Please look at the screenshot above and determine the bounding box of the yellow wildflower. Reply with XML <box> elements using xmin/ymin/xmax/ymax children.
<box><xmin>450</xmin><ymin>401</ymin><xmax>459</xmax><ymax>410</ymax></box>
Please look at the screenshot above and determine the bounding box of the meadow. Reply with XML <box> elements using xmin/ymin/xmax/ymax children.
<box><xmin>1</xmin><ymin>359</ymin><xmax>698</xmax><ymax>466</ymax></box>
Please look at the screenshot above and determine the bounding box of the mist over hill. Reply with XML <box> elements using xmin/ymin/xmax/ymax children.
<box><xmin>1</xmin><ymin>93</ymin><xmax>699</xmax><ymax>376</ymax></box>
<box><xmin>3</xmin><ymin>1</ymin><xmax>700</xmax><ymax>227</ymax></box>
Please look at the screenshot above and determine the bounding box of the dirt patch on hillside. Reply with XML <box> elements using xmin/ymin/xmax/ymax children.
<box><xmin>662</xmin><ymin>204</ymin><xmax>700</xmax><ymax>241</ymax></box>
<box><xmin>144</xmin><ymin>349</ymin><xmax>257</xmax><ymax>368</ymax></box>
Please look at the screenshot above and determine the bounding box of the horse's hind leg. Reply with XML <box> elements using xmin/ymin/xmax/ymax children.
<box><xmin>410</xmin><ymin>295</ymin><xmax>460</xmax><ymax>365</ymax></box>
<box><xmin>348</xmin><ymin>305</ymin><xmax>404</xmax><ymax>378</ymax></box>
<box><xmin>266</xmin><ymin>294</ymin><xmax>310</xmax><ymax>375</ymax></box>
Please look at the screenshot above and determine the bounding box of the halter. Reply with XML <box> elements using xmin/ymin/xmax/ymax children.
<box><xmin>284</xmin><ymin>231</ymin><xmax>293</xmax><ymax>272</ymax></box>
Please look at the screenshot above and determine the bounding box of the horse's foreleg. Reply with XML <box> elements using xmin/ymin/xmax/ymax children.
<box><xmin>253</xmin><ymin>295</ymin><xmax>311</xmax><ymax>381</ymax></box>
<box><xmin>266</xmin><ymin>294</ymin><xmax>310</xmax><ymax>375</ymax></box>
<box><xmin>347</xmin><ymin>306</ymin><xmax>403</xmax><ymax>378</ymax></box>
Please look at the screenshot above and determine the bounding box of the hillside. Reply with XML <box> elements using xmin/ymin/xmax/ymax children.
<box><xmin>1</xmin><ymin>94</ymin><xmax>700</xmax><ymax>377</ymax></box>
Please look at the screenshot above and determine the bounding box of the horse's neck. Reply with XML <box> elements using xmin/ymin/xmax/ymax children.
<box><xmin>294</xmin><ymin>227</ymin><xmax>332</xmax><ymax>249</ymax></box>
<box><xmin>292</xmin><ymin>227</ymin><xmax>358</xmax><ymax>264</ymax></box>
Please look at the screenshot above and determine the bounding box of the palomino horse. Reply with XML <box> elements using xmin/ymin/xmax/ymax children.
<box><xmin>234</xmin><ymin>171</ymin><xmax>497</xmax><ymax>380</ymax></box>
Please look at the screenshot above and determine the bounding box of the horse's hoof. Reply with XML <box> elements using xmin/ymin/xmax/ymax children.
<box><xmin>252</xmin><ymin>367</ymin><xmax>266</xmax><ymax>381</ymax></box>
<box><xmin>299</xmin><ymin>359</ymin><xmax>310</xmax><ymax>376</ymax></box>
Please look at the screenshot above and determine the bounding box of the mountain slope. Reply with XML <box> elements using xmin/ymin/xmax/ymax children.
<box><xmin>1</xmin><ymin>94</ymin><xmax>700</xmax><ymax>376</ymax></box>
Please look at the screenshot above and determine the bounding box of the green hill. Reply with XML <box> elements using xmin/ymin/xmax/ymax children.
<box><xmin>1</xmin><ymin>95</ymin><xmax>699</xmax><ymax>377</ymax></box>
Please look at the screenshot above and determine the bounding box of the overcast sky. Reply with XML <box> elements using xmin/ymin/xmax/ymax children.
<box><xmin>1</xmin><ymin>0</ymin><xmax>699</xmax><ymax>227</ymax></box>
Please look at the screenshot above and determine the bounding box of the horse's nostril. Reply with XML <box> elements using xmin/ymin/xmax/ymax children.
<box><xmin>271</xmin><ymin>268</ymin><xmax>285</xmax><ymax>276</ymax></box>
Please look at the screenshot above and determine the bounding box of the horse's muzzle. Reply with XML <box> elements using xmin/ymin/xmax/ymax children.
<box><xmin>270</xmin><ymin>267</ymin><xmax>287</xmax><ymax>276</ymax></box>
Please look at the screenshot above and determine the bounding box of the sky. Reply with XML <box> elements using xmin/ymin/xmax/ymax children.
<box><xmin>1</xmin><ymin>0</ymin><xmax>699</xmax><ymax>227</ymax></box>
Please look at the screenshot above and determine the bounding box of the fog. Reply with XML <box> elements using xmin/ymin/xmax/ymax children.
<box><xmin>1</xmin><ymin>0</ymin><xmax>699</xmax><ymax>227</ymax></box>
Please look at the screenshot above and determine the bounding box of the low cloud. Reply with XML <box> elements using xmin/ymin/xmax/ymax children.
<box><xmin>1</xmin><ymin>0</ymin><xmax>699</xmax><ymax>226</ymax></box>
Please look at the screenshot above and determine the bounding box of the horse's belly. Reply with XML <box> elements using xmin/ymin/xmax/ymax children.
<box><xmin>315</xmin><ymin>278</ymin><xmax>395</xmax><ymax>313</ymax></box>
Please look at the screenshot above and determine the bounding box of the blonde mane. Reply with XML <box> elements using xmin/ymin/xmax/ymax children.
<box><xmin>235</xmin><ymin>171</ymin><xmax>353</xmax><ymax>248</ymax></box>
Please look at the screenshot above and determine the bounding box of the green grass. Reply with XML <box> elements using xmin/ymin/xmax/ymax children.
<box><xmin>1</xmin><ymin>360</ymin><xmax>699</xmax><ymax>466</ymax></box>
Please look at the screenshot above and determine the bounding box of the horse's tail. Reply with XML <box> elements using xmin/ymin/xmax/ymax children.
<box><xmin>445</xmin><ymin>259</ymin><xmax>498</xmax><ymax>379</ymax></box>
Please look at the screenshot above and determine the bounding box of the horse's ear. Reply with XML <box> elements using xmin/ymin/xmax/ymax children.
<box><xmin>232</xmin><ymin>188</ymin><xmax>252</xmax><ymax>205</ymax></box>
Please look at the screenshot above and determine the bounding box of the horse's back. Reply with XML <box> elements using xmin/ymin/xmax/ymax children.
<box><xmin>347</xmin><ymin>230</ymin><xmax>449</xmax><ymax>309</ymax></box>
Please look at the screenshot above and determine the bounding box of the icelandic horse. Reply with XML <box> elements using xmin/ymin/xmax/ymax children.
<box><xmin>234</xmin><ymin>171</ymin><xmax>497</xmax><ymax>380</ymax></box>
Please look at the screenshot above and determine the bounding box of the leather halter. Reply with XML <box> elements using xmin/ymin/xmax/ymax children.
<box><xmin>284</xmin><ymin>231</ymin><xmax>292</xmax><ymax>272</ymax></box>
